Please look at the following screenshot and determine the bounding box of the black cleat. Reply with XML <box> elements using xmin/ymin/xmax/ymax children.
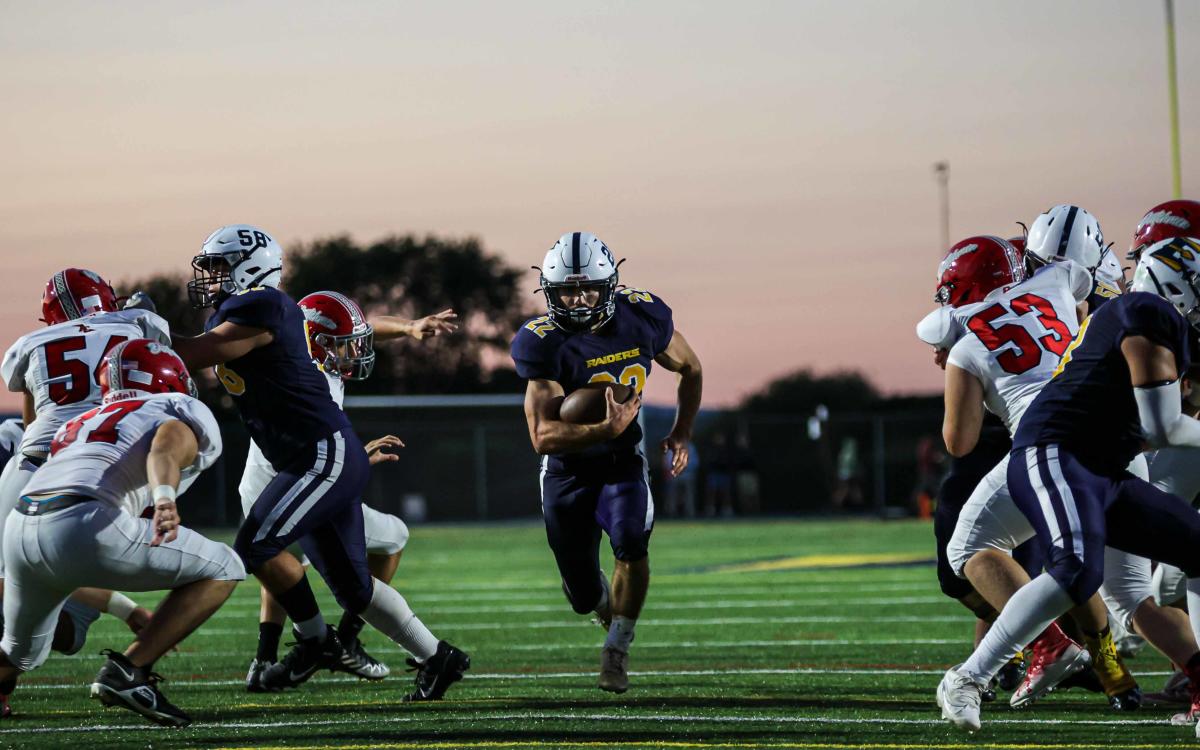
<box><xmin>997</xmin><ymin>658</ymin><xmax>1026</xmax><ymax>692</ymax></box>
<box><xmin>981</xmin><ymin>678</ymin><xmax>997</xmax><ymax>703</ymax></box>
<box><xmin>339</xmin><ymin>638</ymin><xmax>390</xmax><ymax>680</ymax></box>
<box><xmin>404</xmin><ymin>640</ymin><xmax>470</xmax><ymax>702</ymax></box>
<box><xmin>259</xmin><ymin>628</ymin><xmax>346</xmax><ymax>691</ymax></box>
<box><xmin>1055</xmin><ymin>666</ymin><xmax>1104</xmax><ymax>693</ymax></box>
<box><xmin>1108</xmin><ymin>686</ymin><xmax>1143</xmax><ymax>711</ymax></box>
<box><xmin>90</xmin><ymin>650</ymin><xmax>190</xmax><ymax>727</ymax></box>
<box><xmin>245</xmin><ymin>658</ymin><xmax>274</xmax><ymax>693</ymax></box>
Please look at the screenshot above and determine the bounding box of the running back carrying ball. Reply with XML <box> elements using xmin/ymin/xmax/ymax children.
<box><xmin>559</xmin><ymin>382</ymin><xmax>634</xmax><ymax>424</ymax></box>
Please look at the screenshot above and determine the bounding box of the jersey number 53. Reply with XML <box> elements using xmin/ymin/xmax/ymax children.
<box><xmin>966</xmin><ymin>293</ymin><xmax>1073</xmax><ymax>375</ymax></box>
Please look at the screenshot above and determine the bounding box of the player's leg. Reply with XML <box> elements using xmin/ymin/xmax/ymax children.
<box><xmin>541</xmin><ymin>458</ymin><xmax>608</xmax><ymax>621</ymax></box>
<box><xmin>0</xmin><ymin>455</ymin><xmax>40</xmax><ymax>597</ymax></box>
<box><xmin>237</xmin><ymin>454</ymin><xmax>289</xmax><ymax>689</ymax></box>
<box><xmin>334</xmin><ymin>505</ymin><xmax>408</xmax><ymax>674</ymax></box>
<box><xmin>939</xmin><ymin>445</ymin><xmax>1106</xmax><ymax>730</ymax></box>
<box><xmin>593</xmin><ymin>451</ymin><xmax>655</xmax><ymax>694</ymax></box>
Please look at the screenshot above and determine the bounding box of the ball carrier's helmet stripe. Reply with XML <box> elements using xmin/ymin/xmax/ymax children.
<box><xmin>571</xmin><ymin>231</ymin><xmax>582</xmax><ymax>275</ymax></box>
<box><xmin>1057</xmin><ymin>206</ymin><xmax>1079</xmax><ymax>258</ymax></box>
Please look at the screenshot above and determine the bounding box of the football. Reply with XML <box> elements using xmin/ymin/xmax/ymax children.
<box><xmin>559</xmin><ymin>382</ymin><xmax>634</xmax><ymax>424</ymax></box>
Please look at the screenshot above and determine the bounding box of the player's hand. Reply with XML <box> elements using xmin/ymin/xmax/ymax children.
<box><xmin>125</xmin><ymin>606</ymin><xmax>153</xmax><ymax>634</ymax></box>
<box><xmin>410</xmin><ymin>309</ymin><xmax>458</xmax><ymax>340</ymax></box>
<box><xmin>365</xmin><ymin>434</ymin><xmax>405</xmax><ymax>465</ymax></box>
<box><xmin>122</xmin><ymin>291</ymin><xmax>157</xmax><ymax>314</ymax></box>
<box><xmin>603</xmin><ymin>388</ymin><xmax>640</xmax><ymax>439</ymax></box>
<box><xmin>933</xmin><ymin>347</ymin><xmax>949</xmax><ymax>371</ymax></box>
<box><xmin>150</xmin><ymin>501</ymin><xmax>180</xmax><ymax>547</ymax></box>
<box><xmin>661</xmin><ymin>429</ymin><xmax>691</xmax><ymax>478</ymax></box>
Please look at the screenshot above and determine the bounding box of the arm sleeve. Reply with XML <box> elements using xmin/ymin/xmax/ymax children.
<box><xmin>1</xmin><ymin>338</ymin><xmax>28</xmax><ymax>392</ymax></box>
<box><xmin>945</xmin><ymin>339</ymin><xmax>984</xmax><ymax>381</ymax></box>
<box><xmin>511</xmin><ymin>328</ymin><xmax>560</xmax><ymax>381</ymax></box>
<box><xmin>1134</xmin><ymin>380</ymin><xmax>1200</xmax><ymax>449</ymax></box>
<box><xmin>136</xmin><ymin>311</ymin><xmax>173</xmax><ymax>345</ymax></box>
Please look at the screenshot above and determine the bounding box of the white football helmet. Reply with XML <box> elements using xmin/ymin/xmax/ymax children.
<box><xmin>188</xmin><ymin>224</ymin><xmax>284</xmax><ymax>308</ymax></box>
<box><xmin>538</xmin><ymin>232</ymin><xmax>620</xmax><ymax>331</ymax></box>
<box><xmin>1024</xmin><ymin>204</ymin><xmax>1105</xmax><ymax>276</ymax></box>
<box><xmin>1131</xmin><ymin>237</ymin><xmax>1200</xmax><ymax>331</ymax></box>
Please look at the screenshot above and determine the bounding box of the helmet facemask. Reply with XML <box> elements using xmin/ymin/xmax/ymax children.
<box><xmin>188</xmin><ymin>253</ymin><xmax>239</xmax><ymax>308</ymax></box>
<box><xmin>541</xmin><ymin>276</ymin><xmax>619</xmax><ymax>332</ymax></box>
<box><xmin>314</xmin><ymin>326</ymin><xmax>376</xmax><ymax>381</ymax></box>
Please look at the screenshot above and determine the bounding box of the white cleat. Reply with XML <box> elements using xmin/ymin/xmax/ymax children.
<box><xmin>1010</xmin><ymin>639</ymin><xmax>1091</xmax><ymax>709</ymax></box>
<box><xmin>937</xmin><ymin>666</ymin><xmax>983</xmax><ymax>732</ymax></box>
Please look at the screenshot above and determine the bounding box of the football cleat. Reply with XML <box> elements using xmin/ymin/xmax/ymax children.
<box><xmin>598</xmin><ymin>645</ymin><xmax>629</xmax><ymax>694</ymax></box>
<box><xmin>1010</xmin><ymin>632</ymin><xmax>1091</xmax><ymax>708</ymax></box>
<box><xmin>1084</xmin><ymin>629</ymin><xmax>1141</xmax><ymax>710</ymax></box>
<box><xmin>1146</xmin><ymin>670</ymin><xmax>1191</xmax><ymax>706</ymax></box>
<box><xmin>1171</xmin><ymin>662</ymin><xmax>1200</xmax><ymax>725</ymax></box>
<box><xmin>245</xmin><ymin>658</ymin><xmax>273</xmax><ymax>693</ymax></box>
<box><xmin>981</xmin><ymin>679</ymin><xmax>997</xmax><ymax>703</ymax></box>
<box><xmin>996</xmin><ymin>653</ymin><xmax>1026</xmax><ymax>692</ymax></box>
<box><xmin>936</xmin><ymin>666</ymin><xmax>983</xmax><ymax>732</ymax></box>
<box><xmin>404</xmin><ymin>641</ymin><xmax>470</xmax><ymax>702</ymax></box>
<box><xmin>259</xmin><ymin>628</ymin><xmax>347</xmax><ymax>691</ymax></box>
<box><xmin>90</xmin><ymin>650</ymin><xmax>190</xmax><ymax>727</ymax></box>
<box><xmin>339</xmin><ymin>638</ymin><xmax>390</xmax><ymax>680</ymax></box>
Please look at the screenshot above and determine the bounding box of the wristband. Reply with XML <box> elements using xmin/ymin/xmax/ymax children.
<box><xmin>152</xmin><ymin>484</ymin><xmax>177</xmax><ymax>505</ymax></box>
<box><xmin>107</xmin><ymin>591</ymin><xmax>138</xmax><ymax>621</ymax></box>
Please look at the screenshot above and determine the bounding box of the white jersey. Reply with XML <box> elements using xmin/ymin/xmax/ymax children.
<box><xmin>0</xmin><ymin>419</ymin><xmax>22</xmax><ymax>467</ymax></box>
<box><xmin>1</xmin><ymin>310</ymin><xmax>171</xmax><ymax>458</ymax></box>
<box><xmin>245</xmin><ymin>368</ymin><xmax>343</xmax><ymax>469</ymax></box>
<box><xmin>944</xmin><ymin>261</ymin><xmax>1091</xmax><ymax>435</ymax></box>
<box><xmin>21</xmin><ymin>392</ymin><xmax>221</xmax><ymax>512</ymax></box>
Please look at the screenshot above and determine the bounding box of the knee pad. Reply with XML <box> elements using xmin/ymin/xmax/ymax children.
<box><xmin>1</xmin><ymin>632</ymin><xmax>52</xmax><ymax>672</ymax></box>
<box><xmin>365</xmin><ymin>511</ymin><xmax>409</xmax><ymax>556</ymax></box>
<box><xmin>53</xmin><ymin>599</ymin><xmax>101</xmax><ymax>656</ymax></box>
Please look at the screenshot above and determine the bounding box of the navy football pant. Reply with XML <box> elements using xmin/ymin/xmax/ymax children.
<box><xmin>235</xmin><ymin>427</ymin><xmax>373</xmax><ymax>614</ymax></box>
<box><xmin>541</xmin><ymin>451</ymin><xmax>654</xmax><ymax>615</ymax></box>
<box><xmin>1009</xmin><ymin>443</ymin><xmax>1200</xmax><ymax>605</ymax></box>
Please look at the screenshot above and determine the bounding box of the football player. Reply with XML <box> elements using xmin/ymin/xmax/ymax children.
<box><xmin>511</xmin><ymin>232</ymin><xmax>702</xmax><ymax>693</ymax></box>
<box><xmin>1128</xmin><ymin>199</ymin><xmax>1200</xmax><ymax>263</ymax></box>
<box><xmin>243</xmin><ymin>289</ymin><xmax>457</xmax><ymax>691</ymax></box>
<box><xmin>938</xmin><ymin>237</ymin><xmax>1200</xmax><ymax>736</ymax></box>
<box><xmin>173</xmin><ymin>225</ymin><xmax>469</xmax><ymax>701</ymax></box>
<box><xmin>0</xmin><ymin>339</ymin><xmax>244</xmax><ymax>726</ymax></box>
<box><xmin>925</xmin><ymin>218</ymin><xmax>1142</xmax><ymax>712</ymax></box>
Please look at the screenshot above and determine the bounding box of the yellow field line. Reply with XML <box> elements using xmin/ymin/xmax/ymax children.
<box><xmin>710</xmin><ymin>553</ymin><xmax>933</xmax><ymax>574</ymax></box>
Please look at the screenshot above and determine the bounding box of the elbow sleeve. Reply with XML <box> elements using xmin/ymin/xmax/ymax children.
<box><xmin>1134</xmin><ymin>380</ymin><xmax>1200</xmax><ymax>448</ymax></box>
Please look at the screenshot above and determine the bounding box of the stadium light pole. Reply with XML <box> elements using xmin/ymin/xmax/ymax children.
<box><xmin>933</xmin><ymin>161</ymin><xmax>950</xmax><ymax>251</ymax></box>
<box><xmin>1166</xmin><ymin>0</ymin><xmax>1183</xmax><ymax>198</ymax></box>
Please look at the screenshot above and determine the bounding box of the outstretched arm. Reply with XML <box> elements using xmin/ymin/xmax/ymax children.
<box><xmin>523</xmin><ymin>378</ymin><xmax>640</xmax><ymax>455</ymax></box>
<box><xmin>654</xmin><ymin>330</ymin><xmax>703</xmax><ymax>477</ymax></box>
<box><xmin>145</xmin><ymin>419</ymin><xmax>200</xmax><ymax>547</ymax></box>
<box><xmin>371</xmin><ymin>309</ymin><xmax>458</xmax><ymax>342</ymax></box>
<box><xmin>172</xmin><ymin>322</ymin><xmax>273</xmax><ymax>370</ymax></box>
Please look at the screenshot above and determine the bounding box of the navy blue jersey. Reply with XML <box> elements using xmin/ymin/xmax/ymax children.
<box><xmin>206</xmin><ymin>286</ymin><xmax>351</xmax><ymax>469</ymax></box>
<box><xmin>1014</xmin><ymin>292</ymin><xmax>1192</xmax><ymax>474</ymax></box>
<box><xmin>511</xmin><ymin>288</ymin><xmax>674</xmax><ymax>456</ymax></box>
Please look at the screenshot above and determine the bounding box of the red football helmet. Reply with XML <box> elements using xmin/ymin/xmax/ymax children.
<box><xmin>298</xmin><ymin>291</ymin><xmax>375</xmax><ymax>381</ymax></box>
<box><xmin>1129</xmin><ymin>200</ymin><xmax>1200</xmax><ymax>261</ymax></box>
<box><xmin>1007</xmin><ymin>236</ymin><xmax>1026</xmax><ymax>254</ymax></box>
<box><xmin>99</xmin><ymin>339</ymin><xmax>196</xmax><ymax>401</ymax></box>
<box><xmin>935</xmin><ymin>236</ymin><xmax>1024</xmax><ymax>307</ymax></box>
<box><xmin>41</xmin><ymin>268</ymin><xmax>119</xmax><ymax>326</ymax></box>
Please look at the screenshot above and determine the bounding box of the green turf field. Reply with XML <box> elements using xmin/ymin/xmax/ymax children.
<box><xmin>2</xmin><ymin>518</ymin><xmax>1194</xmax><ymax>749</ymax></box>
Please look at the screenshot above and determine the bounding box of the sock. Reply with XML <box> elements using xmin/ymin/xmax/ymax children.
<box><xmin>257</xmin><ymin>621</ymin><xmax>284</xmax><ymax>662</ymax></box>
<box><xmin>338</xmin><ymin>610</ymin><xmax>366</xmax><ymax>646</ymax></box>
<box><xmin>361</xmin><ymin>579</ymin><xmax>439</xmax><ymax>661</ymax></box>
<box><xmin>960</xmin><ymin>573</ymin><xmax>1075</xmax><ymax>685</ymax></box>
<box><xmin>275</xmin><ymin>576</ymin><xmax>324</xmax><ymax>640</ymax></box>
<box><xmin>604</xmin><ymin>615</ymin><xmax>636</xmax><ymax>653</ymax></box>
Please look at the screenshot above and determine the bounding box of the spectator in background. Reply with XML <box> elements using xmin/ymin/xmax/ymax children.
<box><xmin>703</xmin><ymin>432</ymin><xmax>735</xmax><ymax>517</ymax></box>
<box><xmin>832</xmin><ymin>436</ymin><xmax>864</xmax><ymax>510</ymax></box>
<box><xmin>733</xmin><ymin>432</ymin><xmax>760</xmax><ymax>514</ymax></box>
<box><xmin>662</xmin><ymin>441</ymin><xmax>699</xmax><ymax>518</ymax></box>
<box><xmin>912</xmin><ymin>435</ymin><xmax>947</xmax><ymax>518</ymax></box>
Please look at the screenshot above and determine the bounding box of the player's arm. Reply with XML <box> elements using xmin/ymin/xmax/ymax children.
<box><xmin>1124</xmin><ymin>335</ymin><xmax>1200</xmax><ymax>449</ymax></box>
<box><xmin>653</xmin><ymin>330</ymin><xmax>703</xmax><ymax>477</ymax></box>
<box><xmin>22</xmin><ymin>390</ymin><xmax>35</xmax><ymax>425</ymax></box>
<box><xmin>523</xmin><ymin>378</ymin><xmax>639</xmax><ymax>455</ymax></box>
<box><xmin>371</xmin><ymin>309</ymin><xmax>458</xmax><ymax>342</ymax></box>
<box><xmin>171</xmin><ymin>322</ymin><xmax>274</xmax><ymax>370</ymax></box>
<box><xmin>69</xmin><ymin>588</ymin><xmax>152</xmax><ymax>633</ymax></box>
<box><xmin>145</xmin><ymin>418</ymin><xmax>200</xmax><ymax>547</ymax></box>
<box><xmin>942</xmin><ymin>363</ymin><xmax>985</xmax><ymax>457</ymax></box>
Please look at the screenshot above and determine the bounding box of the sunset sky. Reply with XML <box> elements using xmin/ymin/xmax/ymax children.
<box><xmin>2</xmin><ymin>1</ymin><xmax>1197</xmax><ymax>411</ymax></box>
